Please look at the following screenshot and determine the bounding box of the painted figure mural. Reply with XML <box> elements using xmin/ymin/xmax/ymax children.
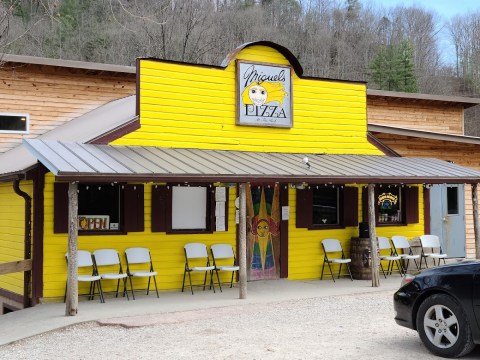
<box><xmin>246</xmin><ymin>183</ymin><xmax>280</xmax><ymax>280</ymax></box>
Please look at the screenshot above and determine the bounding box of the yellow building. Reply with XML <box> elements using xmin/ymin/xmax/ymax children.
<box><xmin>1</xmin><ymin>41</ymin><xmax>480</xmax><ymax>311</ymax></box>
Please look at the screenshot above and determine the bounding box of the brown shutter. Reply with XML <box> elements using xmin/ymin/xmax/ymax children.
<box><xmin>362</xmin><ymin>186</ymin><xmax>368</xmax><ymax>223</ymax></box>
<box><xmin>54</xmin><ymin>182</ymin><xmax>69</xmax><ymax>234</ymax></box>
<box><xmin>343</xmin><ymin>186</ymin><xmax>358</xmax><ymax>227</ymax></box>
<box><xmin>151</xmin><ymin>185</ymin><xmax>168</xmax><ymax>232</ymax></box>
<box><xmin>123</xmin><ymin>184</ymin><xmax>144</xmax><ymax>232</ymax></box>
<box><xmin>423</xmin><ymin>187</ymin><xmax>431</xmax><ymax>234</ymax></box>
<box><xmin>405</xmin><ymin>186</ymin><xmax>419</xmax><ymax>224</ymax></box>
<box><xmin>280</xmin><ymin>184</ymin><xmax>289</xmax><ymax>278</ymax></box>
<box><xmin>296</xmin><ymin>188</ymin><xmax>312</xmax><ymax>228</ymax></box>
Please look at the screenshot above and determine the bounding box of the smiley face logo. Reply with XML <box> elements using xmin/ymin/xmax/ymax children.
<box><xmin>248</xmin><ymin>84</ymin><xmax>268</xmax><ymax>106</ymax></box>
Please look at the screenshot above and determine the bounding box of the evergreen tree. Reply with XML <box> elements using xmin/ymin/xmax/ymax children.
<box><xmin>370</xmin><ymin>40</ymin><xmax>417</xmax><ymax>92</ymax></box>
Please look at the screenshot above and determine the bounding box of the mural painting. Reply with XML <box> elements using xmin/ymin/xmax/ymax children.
<box><xmin>246</xmin><ymin>183</ymin><xmax>281</xmax><ymax>280</ymax></box>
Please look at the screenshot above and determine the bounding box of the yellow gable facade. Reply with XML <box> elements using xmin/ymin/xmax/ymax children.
<box><xmin>114</xmin><ymin>44</ymin><xmax>382</xmax><ymax>155</ymax></box>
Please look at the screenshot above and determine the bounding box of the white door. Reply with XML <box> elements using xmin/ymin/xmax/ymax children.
<box><xmin>429</xmin><ymin>184</ymin><xmax>465</xmax><ymax>258</ymax></box>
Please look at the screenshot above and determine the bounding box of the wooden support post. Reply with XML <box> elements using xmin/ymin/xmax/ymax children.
<box><xmin>472</xmin><ymin>184</ymin><xmax>480</xmax><ymax>259</ymax></box>
<box><xmin>239</xmin><ymin>183</ymin><xmax>247</xmax><ymax>299</ymax></box>
<box><xmin>368</xmin><ymin>184</ymin><xmax>380</xmax><ymax>287</ymax></box>
<box><xmin>65</xmin><ymin>182</ymin><xmax>79</xmax><ymax>316</ymax></box>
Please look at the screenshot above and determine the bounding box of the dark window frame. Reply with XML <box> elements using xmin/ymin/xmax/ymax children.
<box><xmin>151</xmin><ymin>183</ymin><xmax>228</xmax><ymax>234</ymax></box>
<box><xmin>361</xmin><ymin>185</ymin><xmax>419</xmax><ymax>227</ymax></box>
<box><xmin>54</xmin><ymin>182</ymin><xmax>144</xmax><ymax>234</ymax></box>
<box><xmin>296</xmin><ymin>185</ymin><xmax>358</xmax><ymax>230</ymax></box>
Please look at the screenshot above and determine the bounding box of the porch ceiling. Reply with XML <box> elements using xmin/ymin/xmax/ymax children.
<box><xmin>22</xmin><ymin>139</ymin><xmax>480</xmax><ymax>184</ymax></box>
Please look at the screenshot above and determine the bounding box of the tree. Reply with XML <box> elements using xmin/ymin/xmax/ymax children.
<box><xmin>370</xmin><ymin>40</ymin><xmax>417</xmax><ymax>92</ymax></box>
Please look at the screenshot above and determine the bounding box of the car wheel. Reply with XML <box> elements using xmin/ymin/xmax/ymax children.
<box><xmin>416</xmin><ymin>293</ymin><xmax>475</xmax><ymax>358</ymax></box>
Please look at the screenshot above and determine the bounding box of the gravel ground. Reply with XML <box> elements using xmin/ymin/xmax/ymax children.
<box><xmin>1</xmin><ymin>290</ymin><xmax>480</xmax><ymax>360</ymax></box>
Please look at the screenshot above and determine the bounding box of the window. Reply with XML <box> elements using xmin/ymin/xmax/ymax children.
<box><xmin>361</xmin><ymin>185</ymin><xmax>419</xmax><ymax>226</ymax></box>
<box><xmin>54</xmin><ymin>183</ymin><xmax>144</xmax><ymax>234</ymax></box>
<box><xmin>78</xmin><ymin>184</ymin><xmax>120</xmax><ymax>231</ymax></box>
<box><xmin>447</xmin><ymin>186</ymin><xmax>459</xmax><ymax>215</ymax></box>
<box><xmin>312</xmin><ymin>187</ymin><xmax>340</xmax><ymax>226</ymax></box>
<box><xmin>296</xmin><ymin>185</ymin><xmax>358</xmax><ymax>229</ymax></box>
<box><xmin>172</xmin><ymin>186</ymin><xmax>208</xmax><ymax>230</ymax></box>
<box><xmin>151</xmin><ymin>184</ymin><xmax>228</xmax><ymax>234</ymax></box>
<box><xmin>377</xmin><ymin>187</ymin><xmax>402</xmax><ymax>224</ymax></box>
<box><xmin>0</xmin><ymin>113</ymin><xmax>29</xmax><ymax>133</ymax></box>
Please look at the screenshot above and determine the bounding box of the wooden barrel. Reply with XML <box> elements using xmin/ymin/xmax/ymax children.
<box><xmin>350</xmin><ymin>237</ymin><xmax>372</xmax><ymax>280</ymax></box>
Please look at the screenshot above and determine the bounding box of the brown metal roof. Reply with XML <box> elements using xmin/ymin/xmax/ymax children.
<box><xmin>368</xmin><ymin>124</ymin><xmax>480</xmax><ymax>145</ymax></box>
<box><xmin>0</xmin><ymin>53</ymin><xmax>136</xmax><ymax>74</ymax></box>
<box><xmin>367</xmin><ymin>89</ymin><xmax>480</xmax><ymax>108</ymax></box>
<box><xmin>22</xmin><ymin>139</ymin><xmax>480</xmax><ymax>184</ymax></box>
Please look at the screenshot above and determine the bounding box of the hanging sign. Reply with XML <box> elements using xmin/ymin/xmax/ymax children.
<box><xmin>237</xmin><ymin>61</ymin><xmax>292</xmax><ymax>128</ymax></box>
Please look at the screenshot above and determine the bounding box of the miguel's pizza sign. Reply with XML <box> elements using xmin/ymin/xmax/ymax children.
<box><xmin>237</xmin><ymin>61</ymin><xmax>292</xmax><ymax>128</ymax></box>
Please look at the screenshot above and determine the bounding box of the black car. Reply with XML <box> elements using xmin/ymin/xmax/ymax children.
<box><xmin>394</xmin><ymin>260</ymin><xmax>480</xmax><ymax>358</ymax></box>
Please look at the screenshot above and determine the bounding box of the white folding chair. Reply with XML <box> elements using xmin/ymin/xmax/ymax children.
<box><xmin>125</xmin><ymin>247</ymin><xmax>159</xmax><ymax>299</ymax></box>
<box><xmin>391</xmin><ymin>235</ymin><xmax>420</xmax><ymax>273</ymax></box>
<box><xmin>321</xmin><ymin>239</ymin><xmax>353</xmax><ymax>282</ymax></box>
<box><xmin>419</xmin><ymin>235</ymin><xmax>447</xmax><ymax>268</ymax></box>
<box><xmin>211</xmin><ymin>244</ymin><xmax>240</xmax><ymax>291</ymax></box>
<box><xmin>182</xmin><ymin>243</ymin><xmax>216</xmax><ymax>294</ymax></box>
<box><xmin>64</xmin><ymin>250</ymin><xmax>105</xmax><ymax>303</ymax></box>
<box><xmin>92</xmin><ymin>249</ymin><xmax>129</xmax><ymax>300</ymax></box>
<box><xmin>377</xmin><ymin>237</ymin><xmax>403</xmax><ymax>278</ymax></box>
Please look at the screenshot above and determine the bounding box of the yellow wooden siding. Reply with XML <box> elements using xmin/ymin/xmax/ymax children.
<box><xmin>0</xmin><ymin>181</ymin><xmax>33</xmax><ymax>295</ymax></box>
<box><xmin>42</xmin><ymin>173</ymin><xmax>238</xmax><ymax>298</ymax></box>
<box><xmin>113</xmin><ymin>45</ymin><xmax>381</xmax><ymax>155</ymax></box>
<box><xmin>288</xmin><ymin>185</ymin><xmax>424</xmax><ymax>280</ymax></box>
<box><xmin>41</xmin><ymin>178</ymin><xmax>425</xmax><ymax>297</ymax></box>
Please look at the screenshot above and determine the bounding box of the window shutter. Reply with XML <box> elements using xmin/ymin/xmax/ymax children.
<box><xmin>296</xmin><ymin>188</ymin><xmax>312</xmax><ymax>228</ymax></box>
<box><xmin>343</xmin><ymin>186</ymin><xmax>358</xmax><ymax>227</ymax></box>
<box><xmin>54</xmin><ymin>182</ymin><xmax>69</xmax><ymax>234</ymax></box>
<box><xmin>123</xmin><ymin>184</ymin><xmax>144</xmax><ymax>232</ymax></box>
<box><xmin>405</xmin><ymin>186</ymin><xmax>419</xmax><ymax>224</ymax></box>
<box><xmin>362</xmin><ymin>186</ymin><xmax>368</xmax><ymax>223</ymax></box>
<box><xmin>151</xmin><ymin>185</ymin><xmax>168</xmax><ymax>232</ymax></box>
<box><xmin>213</xmin><ymin>187</ymin><xmax>229</xmax><ymax>232</ymax></box>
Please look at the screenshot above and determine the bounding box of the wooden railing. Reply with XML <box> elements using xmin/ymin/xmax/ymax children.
<box><xmin>0</xmin><ymin>259</ymin><xmax>32</xmax><ymax>276</ymax></box>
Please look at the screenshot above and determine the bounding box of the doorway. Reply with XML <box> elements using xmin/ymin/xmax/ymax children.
<box><xmin>429</xmin><ymin>184</ymin><xmax>465</xmax><ymax>258</ymax></box>
<box><xmin>246</xmin><ymin>183</ymin><xmax>281</xmax><ymax>280</ymax></box>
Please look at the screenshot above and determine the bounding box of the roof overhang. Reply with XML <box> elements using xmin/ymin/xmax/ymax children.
<box><xmin>367</xmin><ymin>89</ymin><xmax>480</xmax><ymax>108</ymax></box>
<box><xmin>0</xmin><ymin>96</ymin><xmax>137</xmax><ymax>182</ymax></box>
<box><xmin>22</xmin><ymin>139</ymin><xmax>480</xmax><ymax>185</ymax></box>
<box><xmin>368</xmin><ymin>124</ymin><xmax>480</xmax><ymax>145</ymax></box>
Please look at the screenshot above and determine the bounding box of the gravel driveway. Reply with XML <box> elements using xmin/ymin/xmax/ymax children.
<box><xmin>2</xmin><ymin>290</ymin><xmax>480</xmax><ymax>359</ymax></box>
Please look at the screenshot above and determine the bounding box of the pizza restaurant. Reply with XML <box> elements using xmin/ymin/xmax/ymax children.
<box><xmin>1</xmin><ymin>41</ymin><xmax>480</xmax><ymax>312</ymax></box>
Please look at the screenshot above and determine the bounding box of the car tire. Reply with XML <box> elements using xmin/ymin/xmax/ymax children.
<box><xmin>416</xmin><ymin>293</ymin><xmax>476</xmax><ymax>358</ymax></box>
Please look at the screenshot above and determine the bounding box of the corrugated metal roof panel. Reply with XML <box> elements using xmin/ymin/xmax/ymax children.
<box><xmin>22</xmin><ymin>139</ymin><xmax>480</xmax><ymax>184</ymax></box>
<box><xmin>0</xmin><ymin>96</ymin><xmax>136</xmax><ymax>177</ymax></box>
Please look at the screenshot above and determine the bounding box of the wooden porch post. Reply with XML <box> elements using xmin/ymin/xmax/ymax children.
<box><xmin>368</xmin><ymin>184</ymin><xmax>380</xmax><ymax>287</ymax></box>
<box><xmin>65</xmin><ymin>182</ymin><xmax>79</xmax><ymax>316</ymax></box>
<box><xmin>472</xmin><ymin>183</ymin><xmax>480</xmax><ymax>259</ymax></box>
<box><xmin>239</xmin><ymin>183</ymin><xmax>247</xmax><ymax>299</ymax></box>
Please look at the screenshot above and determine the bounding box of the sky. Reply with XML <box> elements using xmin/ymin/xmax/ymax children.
<box><xmin>365</xmin><ymin>0</ymin><xmax>480</xmax><ymax>64</ymax></box>
<box><xmin>365</xmin><ymin>0</ymin><xmax>480</xmax><ymax>20</ymax></box>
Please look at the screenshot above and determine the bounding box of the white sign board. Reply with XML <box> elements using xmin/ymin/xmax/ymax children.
<box><xmin>237</xmin><ymin>61</ymin><xmax>292</xmax><ymax>128</ymax></box>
